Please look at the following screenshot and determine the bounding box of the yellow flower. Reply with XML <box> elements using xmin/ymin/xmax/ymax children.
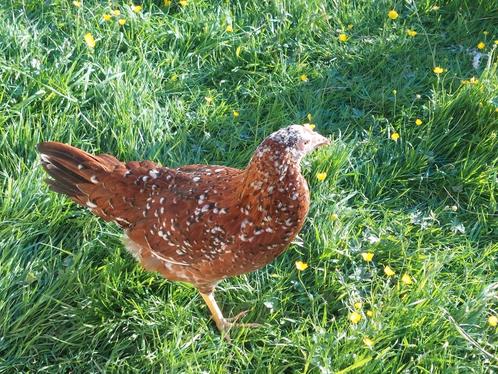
<box><xmin>406</xmin><ymin>29</ymin><xmax>417</xmax><ymax>37</ymax></box>
<box><xmin>179</xmin><ymin>0</ymin><xmax>188</xmax><ymax>6</ymax></box>
<box><xmin>384</xmin><ymin>265</ymin><xmax>395</xmax><ymax>277</ymax></box>
<box><xmin>495</xmin><ymin>40</ymin><xmax>498</xmax><ymax>45</ymax></box>
<box><xmin>300</xmin><ymin>74</ymin><xmax>309</xmax><ymax>82</ymax></box>
<box><xmin>226</xmin><ymin>24</ymin><xmax>233</xmax><ymax>32</ymax></box>
<box><xmin>433</xmin><ymin>66</ymin><xmax>444</xmax><ymax>75</ymax></box>
<box><xmin>363</xmin><ymin>337</ymin><xmax>375</xmax><ymax>347</ymax></box>
<box><xmin>232</xmin><ymin>110</ymin><xmax>239</xmax><ymax>118</ymax></box>
<box><xmin>73</xmin><ymin>1</ymin><xmax>81</xmax><ymax>7</ymax></box>
<box><xmin>111</xmin><ymin>9</ymin><xmax>121</xmax><ymax>16</ymax></box>
<box><xmin>415</xmin><ymin>118</ymin><xmax>423</xmax><ymax>126</ymax></box>
<box><xmin>103</xmin><ymin>14</ymin><xmax>112</xmax><ymax>21</ymax></box>
<box><xmin>361</xmin><ymin>252</ymin><xmax>374</xmax><ymax>262</ymax></box>
<box><xmin>84</xmin><ymin>32</ymin><xmax>96</xmax><ymax>48</ymax></box>
<box><xmin>477</xmin><ymin>42</ymin><xmax>485</xmax><ymax>50</ymax></box>
<box><xmin>347</xmin><ymin>24</ymin><xmax>353</xmax><ymax>30</ymax></box>
<box><xmin>316</xmin><ymin>172</ymin><xmax>327</xmax><ymax>182</ymax></box>
<box><xmin>236</xmin><ymin>46</ymin><xmax>242</xmax><ymax>57</ymax></box>
<box><xmin>469</xmin><ymin>77</ymin><xmax>479</xmax><ymax>84</ymax></box>
<box><xmin>330</xmin><ymin>213</ymin><xmax>339</xmax><ymax>221</ymax></box>
<box><xmin>488</xmin><ymin>315</ymin><xmax>498</xmax><ymax>327</ymax></box>
<box><xmin>164</xmin><ymin>0</ymin><xmax>172</xmax><ymax>5</ymax></box>
<box><xmin>307</xmin><ymin>113</ymin><xmax>312</xmax><ymax>122</ymax></box>
<box><xmin>483</xmin><ymin>31</ymin><xmax>489</xmax><ymax>36</ymax></box>
<box><xmin>366</xmin><ymin>310</ymin><xmax>374</xmax><ymax>317</ymax></box>
<box><xmin>401</xmin><ymin>273</ymin><xmax>413</xmax><ymax>285</ymax></box>
<box><xmin>295</xmin><ymin>260</ymin><xmax>309</xmax><ymax>271</ymax></box>
<box><xmin>205</xmin><ymin>96</ymin><xmax>213</xmax><ymax>104</ymax></box>
<box><xmin>388</xmin><ymin>10</ymin><xmax>399</xmax><ymax>20</ymax></box>
<box><xmin>354</xmin><ymin>302</ymin><xmax>363</xmax><ymax>310</ymax></box>
<box><xmin>391</xmin><ymin>132</ymin><xmax>400</xmax><ymax>141</ymax></box>
<box><xmin>118</xmin><ymin>18</ymin><xmax>126</xmax><ymax>26</ymax></box>
<box><xmin>349</xmin><ymin>311</ymin><xmax>362</xmax><ymax>324</ymax></box>
<box><xmin>303</xmin><ymin>123</ymin><xmax>315</xmax><ymax>131</ymax></box>
<box><xmin>131</xmin><ymin>5</ymin><xmax>142</xmax><ymax>13</ymax></box>
<box><xmin>338</xmin><ymin>33</ymin><xmax>348</xmax><ymax>42</ymax></box>
<box><xmin>170</xmin><ymin>73</ymin><xmax>178</xmax><ymax>82</ymax></box>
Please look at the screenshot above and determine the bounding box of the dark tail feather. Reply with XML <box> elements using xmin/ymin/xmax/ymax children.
<box><xmin>37</xmin><ymin>142</ymin><xmax>121</xmax><ymax>199</ymax></box>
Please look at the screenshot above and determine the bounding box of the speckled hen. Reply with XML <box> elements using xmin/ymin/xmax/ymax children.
<box><xmin>38</xmin><ymin>125</ymin><xmax>330</xmax><ymax>333</ymax></box>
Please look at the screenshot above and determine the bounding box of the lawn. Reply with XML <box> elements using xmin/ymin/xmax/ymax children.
<box><xmin>1</xmin><ymin>0</ymin><xmax>497</xmax><ymax>372</ymax></box>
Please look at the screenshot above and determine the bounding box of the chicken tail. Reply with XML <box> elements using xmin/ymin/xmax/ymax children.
<box><xmin>37</xmin><ymin>141</ymin><xmax>127</xmax><ymax>223</ymax></box>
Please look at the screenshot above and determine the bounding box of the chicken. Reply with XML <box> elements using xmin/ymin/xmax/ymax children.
<box><xmin>38</xmin><ymin>124</ymin><xmax>330</xmax><ymax>334</ymax></box>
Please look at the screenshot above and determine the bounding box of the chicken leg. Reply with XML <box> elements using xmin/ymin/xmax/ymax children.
<box><xmin>200</xmin><ymin>292</ymin><xmax>260</xmax><ymax>335</ymax></box>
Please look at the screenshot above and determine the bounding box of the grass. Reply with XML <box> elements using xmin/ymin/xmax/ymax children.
<box><xmin>1</xmin><ymin>0</ymin><xmax>497</xmax><ymax>372</ymax></box>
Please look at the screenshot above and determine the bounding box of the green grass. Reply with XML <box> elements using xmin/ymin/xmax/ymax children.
<box><xmin>1</xmin><ymin>0</ymin><xmax>497</xmax><ymax>372</ymax></box>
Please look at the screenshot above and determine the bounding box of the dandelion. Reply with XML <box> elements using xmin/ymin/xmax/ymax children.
<box><xmin>111</xmin><ymin>9</ymin><xmax>121</xmax><ymax>16</ymax></box>
<box><xmin>103</xmin><ymin>14</ymin><xmax>112</xmax><ymax>21</ymax></box>
<box><xmin>366</xmin><ymin>310</ymin><xmax>374</xmax><ymax>317</ymax></box>
<box><xmin>300</xmin><ymin>74</ymin><xmax>309</xmax><ymax>82</ymax></box>
<box><xmin>330</xmin><ymin>213</ymin><xmax>339</xmax><ymax>221</ymax></box>
<box><xmin>433</xmin><ymin>66</ymin><xmax>444</xmax><ymax>75</ymax></box>
<box><xmin>226</xmin><ymin>24</ymin><xmax>233</xmax><ymax>32</ymax></box>
<box><xmin>73</xmin><ymin>1</ymin><xmax>81</xmax><ymax>7</ymax></box>
<box><xmin>179</xmin><ymin>0</ymin><xmax>188</xmax><ymax>6</ymax></box>
<box><xmin>495</xmin><ymin>40</ymin><xmax>498</xmax><ymax>45</ymax></box>
<box><xmin>131</xmin><ymin>5</ymin><xmax>142</xmax><ymax>13</ymax></box>
<box><xmin>349</xmin><ymin>311</ymin><xmax>362</xmax><ymax>324</ymax></box>
<box><xmin>236</xmin><ymin>46</ymin><xmax>242</xmax><ymax>57</ymax></box>
<box><xmin>488</xmin><ymin>315</ymin><xmax>498</xmax><ymax>327</ymax></box>
<box><xmin>477</xmin><ymin>42</ymin><xmax>485</xmax><ymax>50</ymax></box>
<box><xmin>363</xmin><ymin>337</ymin><xmax>375</xmax><ymax>347</ymax></box>
<box><xmin>406</xmin><ymin>29</ymin><xmax>417</xmax><ymax>37</ymax></box>
<box><xmin>483</xmin><ymin>31</ymin><xmax>489</xmax><ymax>36</ymax></box>
<box><xmin>295</xmin><ymin>261</ymin><xmax>308</xmax><ymax>271</ymax></box>
<box><xmin>388</xmin><ymin>10</ymin><xmax>399</xmax><ymax>20</ymax></box>
<box><xmin>316</xmin><ymin>172</ymin><xmax>327</xmax><ymax>182</ymax></box>
<box><xmin>401</xmin><ymin>273</ymin><xmax>413</xmax><ymax>285</ymax></box>
<box><xmin>304</xmin><ymin>123</ymin><xmax>315</xmax><ymax>131</ymax></box>
<box><xmin>338</xmin><ymin>33</ymin><xmax>348</xmax><ymax>42</ymax></box>
<box><xmin>170</xmin><ymin>73</ymin><xmax>178</xmax><ymax>82</ymax></box>
<box><xmin>415</xmin><ymin>118</ymin><xmax>423</xmax><ymax>126</ymax></box>
<box><xmin>354</xmin><ymin>302</ymin><xmax>363</xmax><ymax>310</ymax></box>
<box><xmin>118</xmin><ymin>18</ymin><xmax>126</xmax><ymax>26</ymax></box>
<box><xmin>361</xmin><ymin>252</ymin><xmax>374</xmax><ymax>262</ymax></box>
<box><xmin>84</xmin><ymin>33</ymin><xmax>96</xmax><ymax>49</ymax></box>
<box><xmin>391</xmin><ymin>132</ymin><xmax>400</xmax><ymax>141</ymax></box>
<box><xmin>164</xmin><ymin>0</ymin><xmax>172</xmax><ymax>5</ymax></box>
<box><xmin>384</xmin><ymin>265</ymin><xmax>395</xmax><ymax>277</ymax></box>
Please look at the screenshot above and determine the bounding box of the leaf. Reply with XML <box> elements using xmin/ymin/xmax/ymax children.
<box><xmin>336</xmin><ymin>356</ymin><xmax>372</xmax><ymax>374</ymax></box>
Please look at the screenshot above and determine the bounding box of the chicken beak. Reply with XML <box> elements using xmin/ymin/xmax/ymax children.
<box><xmin>313</xmin><ymin>133</ymin><xmax>331</xmax><ymax>148</ymax></box>
<box><xmin>302</xmin><ymin>124</ymin><xmax>331</xmax><ymax>148</ymax></box>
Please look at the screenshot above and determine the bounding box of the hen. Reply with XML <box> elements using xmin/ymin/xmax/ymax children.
<box><xmin>38</xmin><ymin>124</ymin><xmax>330</xmax><ymax>334</ymax></box>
